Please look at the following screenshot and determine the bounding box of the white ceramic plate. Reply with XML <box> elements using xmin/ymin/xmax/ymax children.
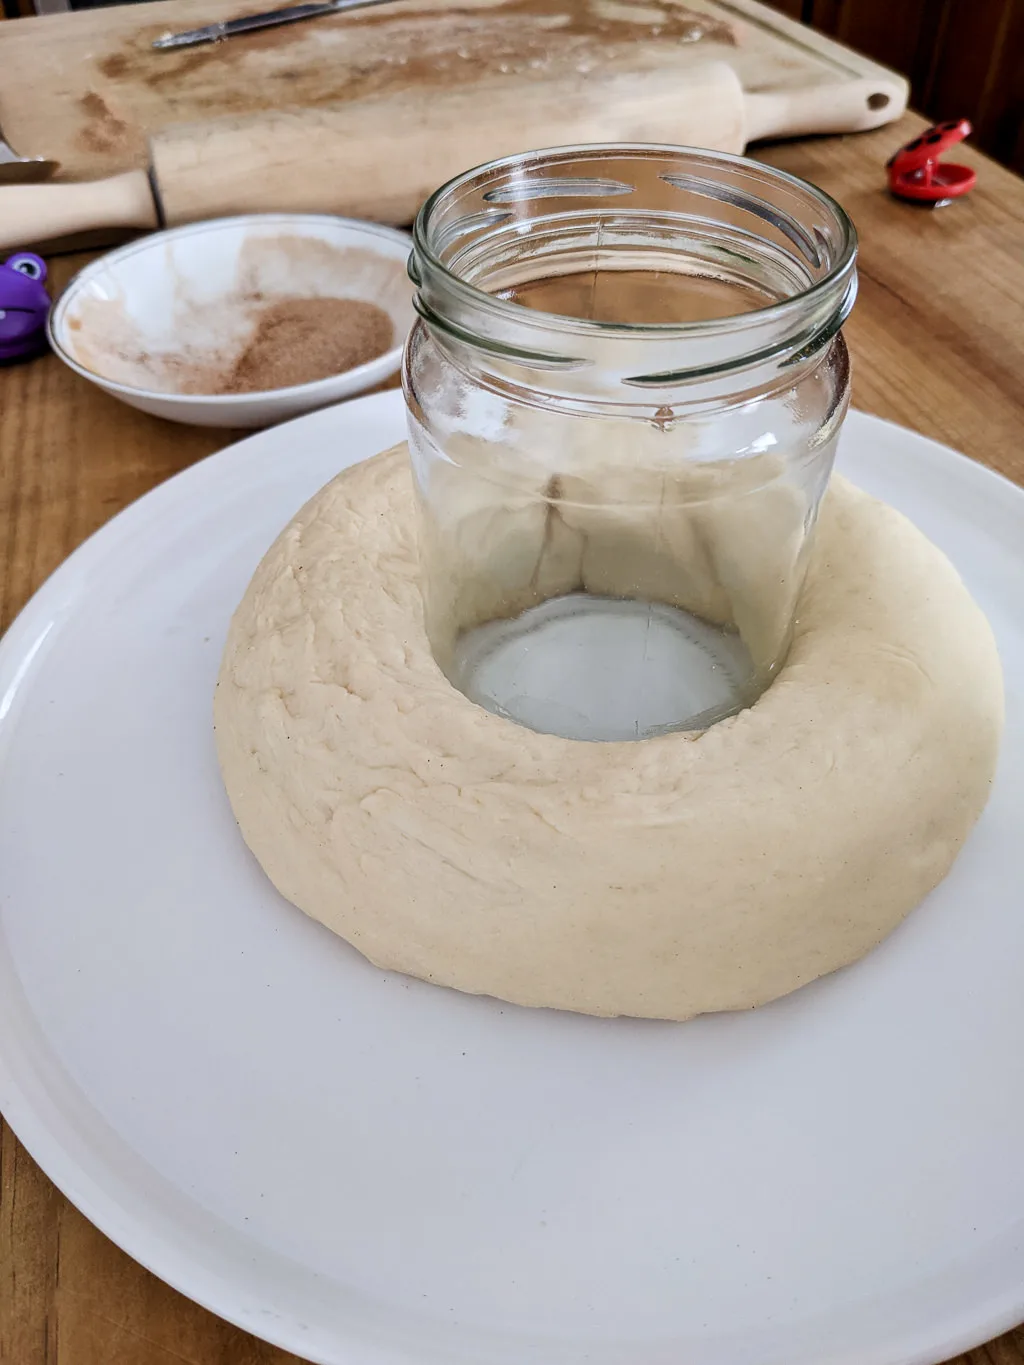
<box><xmin>1</xmin><ymin>393</ymin><xmax>1023</xmax><ymax>1365</ymax></box>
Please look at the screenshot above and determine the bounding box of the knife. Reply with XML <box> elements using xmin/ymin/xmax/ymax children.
<box><xmin>153</xmin><ymin>0</ymin><xmax>396</xmax><ymax>51</ymax></box>
<box><xmin>0</xmin><ymin>134</ymin><xmax>58</xmax><ymax>187</ymax></box>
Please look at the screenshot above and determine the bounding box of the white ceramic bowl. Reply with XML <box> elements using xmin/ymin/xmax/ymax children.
<box><xmin>48</xmin><ymin>215</ymin><xmax>414</xmax><ymax>429</ymax></box>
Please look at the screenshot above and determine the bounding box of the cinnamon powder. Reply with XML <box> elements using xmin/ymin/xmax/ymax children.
<box><xmin>217</xmin><ymin>296</ymin><xmax>394</xmax><ymax>394</ymax></box>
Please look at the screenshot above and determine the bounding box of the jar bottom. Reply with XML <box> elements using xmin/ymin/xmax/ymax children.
<box><xmin>448</xmin><ymin>593</ymin><xmax>759</xmax><ymax>742</ymax></box>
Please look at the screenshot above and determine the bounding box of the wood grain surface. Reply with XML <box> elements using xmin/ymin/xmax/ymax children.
<box><xmin>2</xmin><ymin>112</ymin><xmax>1024</xmax><ymax>1365</ymax></box>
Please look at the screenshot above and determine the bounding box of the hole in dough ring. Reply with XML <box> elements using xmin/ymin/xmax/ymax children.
<box><xmin>214</xmin><ymin>444</ymin><xmax>1003</xmax><ymax>1021</ymax></box>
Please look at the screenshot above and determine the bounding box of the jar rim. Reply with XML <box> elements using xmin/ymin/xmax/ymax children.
<box><xmin>411</xmin><ymin>143</ymin><xmax>858</xmax><ymax>349</ymax></box>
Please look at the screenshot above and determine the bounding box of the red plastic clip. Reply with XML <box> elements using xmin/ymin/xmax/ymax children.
<box><xmin>887</xmin><ymin>119</ymin><xmax>976</xmax><ymax>204</ymax></box>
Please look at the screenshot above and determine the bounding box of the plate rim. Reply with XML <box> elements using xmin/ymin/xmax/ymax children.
<box><xmin>1</xmin><ymin>393</ymin><xmax>1023</xmax><ymax>1365</ymax></box>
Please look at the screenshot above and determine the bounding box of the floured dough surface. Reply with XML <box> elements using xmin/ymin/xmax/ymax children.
<box><xmin>214</xmin><ymin>445</ymin><xmax>1003</xmax><ymax>1021</ymax></box>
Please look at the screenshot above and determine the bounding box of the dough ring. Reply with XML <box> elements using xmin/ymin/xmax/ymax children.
<box><xmin>215</xmin><ymin>445</ymin><xmax>1003</xmax><ymax>1021</ymax></box>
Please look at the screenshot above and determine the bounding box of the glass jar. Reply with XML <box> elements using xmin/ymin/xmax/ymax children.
<box><xmin>403</xmin><ymin>145</ymin><xmax>856</xmax><ymax>742</ymax></box>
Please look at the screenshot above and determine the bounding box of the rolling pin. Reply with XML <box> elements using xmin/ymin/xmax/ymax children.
<box><xmin>0</xmin><ymin>61</ymin><xmax>902</xmax><ymax>249</ymax></box>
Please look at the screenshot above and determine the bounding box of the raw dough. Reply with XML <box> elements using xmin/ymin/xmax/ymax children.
<box><xmin>214</xmin><ymin>444</ymin><xmax>1003</xmax><ymax>1020</ymax></box>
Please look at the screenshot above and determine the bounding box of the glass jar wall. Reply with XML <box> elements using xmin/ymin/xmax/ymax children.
<box><xmin>404</xmin><ymin>146</ymin><xmax>856</xmax><ymax>741</ymax></box>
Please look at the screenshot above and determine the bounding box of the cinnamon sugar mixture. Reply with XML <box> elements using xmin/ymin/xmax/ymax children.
<box><xmin>215</xmin><ymin>296</ymin><xmax>394</xmax><ymax>393</ymax></box>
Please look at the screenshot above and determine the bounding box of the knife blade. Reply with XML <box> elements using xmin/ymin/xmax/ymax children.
<box><xmin>152</xmin><ymin>0</ymin><xmax>395</xmax><ymax>51</ymax></box>
<box><xmin>0</xmin><ymin>135</ymin><xmax>58</xmax><ymax>187</ymax></box>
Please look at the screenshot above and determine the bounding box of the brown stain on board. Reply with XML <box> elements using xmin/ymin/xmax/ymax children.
<box><xmin>68</xmin><ymin>0</ymin><xmax>736</xmax><ymax>173</ymax></box>
<box><xmin>77</xmin><ymin>91</ymin><xmax>130</xmax><ymax>154</ymax></box>
<box><xmin>97</xmin><ymin>53</ymin><xmax>131</xmax><ymax>79</ymax></box>
<box><xmin>91</xmin><ymin>0</ymin><xmax>734</xmax><ymax>112</ymax></box>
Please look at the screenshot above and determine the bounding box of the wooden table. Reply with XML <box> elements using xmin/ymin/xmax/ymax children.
<box><xmin>2</xmin><ymin>111</ymin><xmax>1024</xmax><ymax>1365</ymax></box>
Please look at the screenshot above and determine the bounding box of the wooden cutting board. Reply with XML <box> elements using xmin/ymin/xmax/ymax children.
<box><xmin>0</xmin><ymin>0</ymin><xmax>907</xmax><ymax>181</ymax></box>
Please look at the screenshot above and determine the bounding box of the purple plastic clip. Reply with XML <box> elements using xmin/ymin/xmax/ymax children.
<box><xmin>0</xmin><ymin>253</ymin><xmax>50</xmax><ymax>364</ymax></box>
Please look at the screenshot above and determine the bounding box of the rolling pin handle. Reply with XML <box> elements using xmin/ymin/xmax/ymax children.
<box><xmin>0</xmin><ymin>170</ymin><xmax>158</xmax><ymax>252</ymax></box>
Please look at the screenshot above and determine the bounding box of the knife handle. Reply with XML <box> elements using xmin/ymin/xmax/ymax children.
<box><xmin>226</xmin><ymin>2</ymin><xmax>337</xmax><ymax>31</ymax></box>
<box><xmin>152</xmin><ymin>0</ymin><xmax>394</xmax><ymax>49</ymax></box>
<box><xmin>0</xmin><ymin>171</ymin><xmax>157</xmax><ymax>252</ymax></box>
